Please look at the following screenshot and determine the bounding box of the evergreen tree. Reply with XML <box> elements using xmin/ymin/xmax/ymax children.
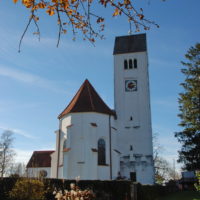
<box><xmin>175</xmin><ymin>43</ymin><xmax>200</xmax><ymax>171</ymax></box>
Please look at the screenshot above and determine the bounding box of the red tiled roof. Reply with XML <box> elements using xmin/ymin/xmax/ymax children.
<box><xmin>26</xmin><ymin>150</ymin><xmax>54</xmax><ymax>168</ymax></box>
<box><xmin>58</xmin><ymin>79</ymin><xmax>115</xmax><ymax>119</ymax></box>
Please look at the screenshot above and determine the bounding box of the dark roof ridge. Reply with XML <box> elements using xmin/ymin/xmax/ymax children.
<box><xmin>87</xmin><ymin>80</ymin><xmax>95</xmax><ymax>111</ymax></box>
<box><xmin>34</xmin><ymin>150</ymin><xmax>54</xmax><ymax>153</ymax></box>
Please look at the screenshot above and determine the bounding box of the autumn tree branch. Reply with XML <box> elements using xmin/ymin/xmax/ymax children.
<box><xmin>13</xmin><ymin>0</ymin><xmax>159</xmax><ymax>51</ymax></box>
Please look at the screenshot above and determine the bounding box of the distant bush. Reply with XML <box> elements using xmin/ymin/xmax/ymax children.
<box><xmin>9</xmin><ymin>178</ymin><xmax>45</xmax><ymax>200</ymax></box>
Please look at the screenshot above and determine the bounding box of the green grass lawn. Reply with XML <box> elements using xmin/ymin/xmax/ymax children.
<box><xmin>157</xmin><ymin>191</ymin><xmax>200</xmax><ymax>200</ymax></box>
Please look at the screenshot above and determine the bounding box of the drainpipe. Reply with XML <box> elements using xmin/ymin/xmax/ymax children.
<box><xmin>109</xmin><ymin>115</ymin><xmax>112</xmax><ymax>179</ymax></box>
<box><xmin>56</xmin><ymin>129</ymin><xmax>61</xmax><ymax>178</ymax></box>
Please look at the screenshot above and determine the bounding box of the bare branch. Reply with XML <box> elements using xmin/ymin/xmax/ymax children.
<box><xmin>18</xmin><ymin>15</ymin><xmax>33</xmax><ymax>53</ymax></box>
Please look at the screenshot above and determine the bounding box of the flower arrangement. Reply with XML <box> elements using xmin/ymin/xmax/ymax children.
<box><xmin>53</xmin><ymin>183</ymin><xmax>95</xmax><ymax>200</ymax></box>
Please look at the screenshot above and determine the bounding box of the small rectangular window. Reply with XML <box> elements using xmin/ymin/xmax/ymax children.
<box><xmin>129</xmin><ymin>59</ymin><xmax>133</xmax><ymax>69</ymax></box>
<box><xmin>134</xmin><ymin>59</ymin><xmax>137</xmax><ymax>68</ymax></box>
<box><xmin>124</xmin><ymin>60</ymin><xmax>128</xmax><ymax>70</ymax></box>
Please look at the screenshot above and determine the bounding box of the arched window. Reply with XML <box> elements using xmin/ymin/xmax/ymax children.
<box><xmin>63</xmin><ymin>139</ymin><xmax>67</xmax><ymax>149</ymax></box>
<box><xmin>134</xmin><ymin>59</ymin><xmax>137</xmax><ymax>68</ymax></box>
<box><xmin>129</xmin><ymin>59</ymin><xmax>133</xmax><ymax>69</ymax></box>
<box><xmin>124</xmin><ymin>60</ymin><xmax>128</xmax><ymax>70</ymax></box>
<box><xmin>98</xmin><ymin>139</ymin><xmax>106</xmax><ymax>165</ymax></box>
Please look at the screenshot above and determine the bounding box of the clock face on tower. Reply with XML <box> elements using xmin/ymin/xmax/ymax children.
<box><xmin>125</xmin><ymin>80</ymin><xmax>137</xmax><ymax>92</ymax></box>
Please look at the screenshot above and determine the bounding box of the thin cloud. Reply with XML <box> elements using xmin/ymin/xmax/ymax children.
<box><xmin>0</xmin><ymin>125</ymin><xmax>36</xmax><ymax>139</ymax></box>
<box><xmin>0</xmin><ymin>65</ymin><xmax>65</xmax><ymax>93</ymax></box>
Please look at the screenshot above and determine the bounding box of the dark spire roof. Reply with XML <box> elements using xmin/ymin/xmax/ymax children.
<box><xmin>113</xmin><ymin>33</ymin><xmax>147</xmax><ymax>55</ymax></box>
<box><xmin>58</xmin><ymin>79</ymin><xmax>115</xmax><ymax>119</ymax></box>
<box><xmin>26</xmin><ymin>150</ymin><xmax>54</xmax><ymax>168</ymax></box>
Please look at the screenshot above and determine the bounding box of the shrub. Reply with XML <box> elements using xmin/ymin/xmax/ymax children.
<box><xmin>9</xmin><ymin>178</ymin><xmax>45</xmax><ymax>200</ymax></box>
<box><xmin>195</xmin><ymin>171</ymin><xmax>200</xmax><ymax>192</ymax></box>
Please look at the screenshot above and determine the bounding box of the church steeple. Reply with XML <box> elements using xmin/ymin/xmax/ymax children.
<box><xmin>58</xmin><ymin>79</ymin><xmax>115</xmax><ymax>119</ymax></box>
<box><xmin>113</xmin><ymin>33</ymin><xmax>154</xmax><ymax>184</ymax></box>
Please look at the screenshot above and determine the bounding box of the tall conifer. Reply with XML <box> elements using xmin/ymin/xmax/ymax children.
<box><xmin>175</xmin><ymin>43</ymin><xmax>200</xmax><ymax>170</ymax></box>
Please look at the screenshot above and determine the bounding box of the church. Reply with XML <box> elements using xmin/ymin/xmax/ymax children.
<box><xmin>27</xmin><ymin>33</ymin><xmax>155</xmax><ymax>185</ymax></box>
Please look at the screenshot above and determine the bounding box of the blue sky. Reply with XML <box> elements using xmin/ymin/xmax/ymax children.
<box><xmin>0</xmin><ymin>0</ymin><xmax>200</xmax><ymax>171</ymax></box>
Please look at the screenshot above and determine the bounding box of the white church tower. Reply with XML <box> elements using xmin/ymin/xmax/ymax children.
<box><xmin>114</xmin><ymin>34</ymin><xmax>154</xmax><ymax>184</ymax></box>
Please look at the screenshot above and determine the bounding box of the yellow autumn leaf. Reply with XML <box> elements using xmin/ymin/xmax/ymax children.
<box><xmin>113</xmin><ymin>8</ymin><xmax>119</xmax><ymax>17</ymax></box>
<box><xmin>63</xmin><ymin>2</ymin><xmax>69</xmax><ymax>10</ymax></box>
<box><xmin>46</xmin><ymin>9</ymin><xmax>55</xmax><ymax>16</ymax></box>
<box><xmin>138</xmin><ymin>14</ymin><xmax>144</xmax><ymax>20</ymax></box>
<box><xmin>13</xmin><ymin>0</ymin><xmax>18</xmax><ymax>3</ymax></box>
<box><xmin>22</xmin><ymin>0</ymin><xmax>33</xmax><ymax>8</ymax></box>
<box><xmin>124</xmin><ymin>0</ymin><xmax>130</xmax><ymax>5</ymax></box>
<box><xmin>38</xmin><ymin>2</ymin><xmax>46</xmax><ymax>9</ymax></box>
<box><xmin>71</xmin><ymin>0</ymin><xmax>77</xmax><ymax>4</ymax></box>
<box><xmin>67</xmin><ymin>9</ymin><xmax>73</xmax><ymax>16</ymax></box>
<box><xmin>63</xmin><ymin>29</ymin><xmax>67</xmax><ymax>34</ymax></box>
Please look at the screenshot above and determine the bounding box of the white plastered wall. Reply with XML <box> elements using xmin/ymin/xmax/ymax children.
<box><xmin>57</xmin><ymin>112</ymin><xmax>119</xmax><ymax>180</ymax></box>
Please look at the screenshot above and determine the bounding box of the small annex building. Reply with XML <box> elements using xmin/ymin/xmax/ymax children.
<box><xmin>27</xmin><ymin>33</ymin><xmax>155</xmax><ymax>184</ymax></box>
<box><xmin>27</xmin><ymin>150</ymin><xmax>54</xmax><ymax>178</ymax></box>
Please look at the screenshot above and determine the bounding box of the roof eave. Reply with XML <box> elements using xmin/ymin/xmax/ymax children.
<box><xmin>58</xmin><ymin>110</ymin><xmax>116</xmax><ymax>120</ymax></box>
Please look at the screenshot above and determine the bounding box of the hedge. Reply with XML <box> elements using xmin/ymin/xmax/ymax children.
<box><xmin>0</xmin><ymin>178</ymin><xmax>178</xmax><ymax>200</ymax></box>
<box><xmin>0</xmin><ymin>178</ymin><xmax>132</xmax><ymax>200</ymax></box>
<box><xmin>137</xmin><ymin>184</ymin><xmax>166</xmax><ymax>200</ymax></box>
